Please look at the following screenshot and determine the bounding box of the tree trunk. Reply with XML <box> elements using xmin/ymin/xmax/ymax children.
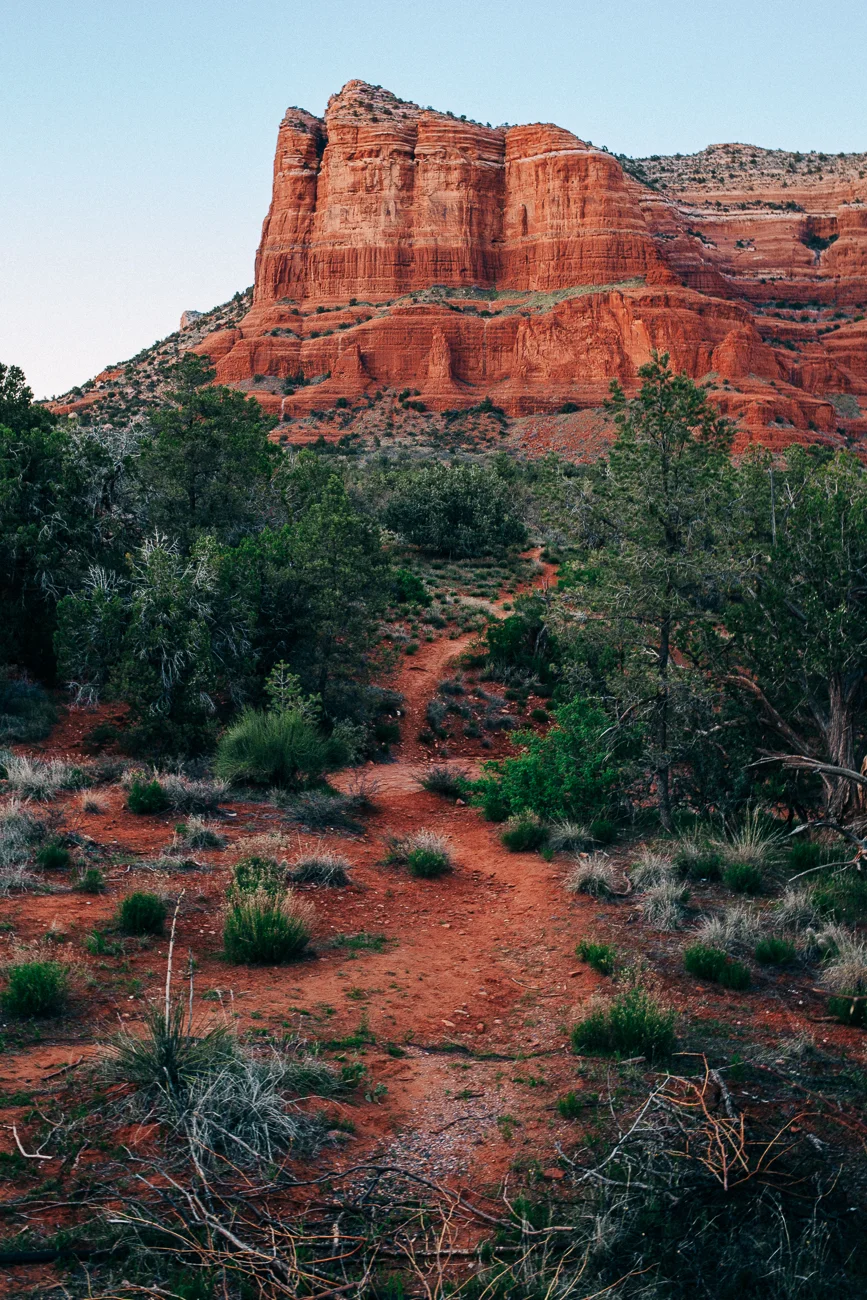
<box><xmin>656</xmin><ymin>613</ymin><xmax>673</xmax><ymax>832</ymax></box>
<box><xmin>824</xmin><ymin>674</ymin><xmax>860</xmax><ymax>820</ymax></box>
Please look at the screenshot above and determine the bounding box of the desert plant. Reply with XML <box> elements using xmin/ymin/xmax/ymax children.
<box><xmin>36</xmin><ymin>839</ymin><xmax>70</xmax><ymax>871</ymax></box>
<box><xmin>630</xmin><ymin>848</ymin><xmax>676</xmax><ymax>889</ymax></box>
<box><xmin>81</xmin><ymin>793</ymin><xmax>106</xmax><ymax>814</ymax></box>
<box><xmin>2</xmin><ymin>960</ymin><xmax>69</xmax><ymax>1018</ymax></box>
<box><xmin>717</xmin><ymin>807</ymin><xmax>784</xmax><ymax>870</ymax></box>
<box><xmin>416</xmin><ymin>765</ymin><xmax>470</xmax><ymax>800</ymax></box>
<box><xmin>160</xmin><ymin>774</ymin><xmax>227</xmax><ymax>814</ymax></box>
<box><xmin>547</xmin><ymin>821</ymin><xmax>592</xmax><ymax>853</ymax></box>
<box><xmin>576</xmin><ymin>940</ymin><xmax>616</xmax><ymax>976</ymax></box>
<box><xmin>289</xmin><ymin>852</ymin><xmax>351</xmax><ymax>887</ymax></box>
<box><xmin>278</xmin><ymin>789</ymin><xmax>362</xmax><ymax>833</ymax></box>
<box><xmin>118</xmin><ymin>891</ymin><xmax>167</xmax><ymax>936</ymax></box>
<box><xmin>1</xmin><ymin>754</ymin><xmax>87</xmax><ymax>800</ymax></box>
<box><xmin>684</xmin><ymin>944</ymin><xmax>751</xmax><ymax>990</ymax></box>
<box><xmin>223</xmin><ymin>887</ymin><xmax>313</xmax><ymax>964</ymax></box>
<box><xmin>76</xmin><ymin>866</ymin><xmax>105</xmax><ymax>894</ymax></box>
<box><xmin>673</xmin><ymin>836</ymin><xmax>723</xmax><ymax>881</ymax></box>
<box><xmin>723</xmin><ymin>861</ymin><xmax>764</xmax><ymax>895</ymax></box>
<box><xmin>566</xmin><ymin>854</ymin><xmax>620</xmax><ymax>898</ymax></box>
<box><xmin>811</xmin><ymin>869</ymin><xmax>867</xmax><ymax>924</ymax></box>
<box><xmin>215</xmin><ymin>708</ymin><xmax>329</xmax><ymax>789</ymax></box>
<box><xmin>106</xmin><ymin>999</ymin><xmax>236</xmax><ymax>1098</ymax></box>
<box><xmin>175</xmin><ymin>815</ymin><xmax>227</xmax><ymax>850</ymax></box>
<box><xmin>501</xmin><ymin>811</ymin><xmax>548</xmax><ymax>852</ymax></box>
<box><xmin>228</xmin><ymin>855</ymin><xmax>286</xmax><ymax>898</ymax></box>
<box><xmin>771</xmin><ymin>887</ymin><xmax>822</xmax><ymax>933</ymax></box>
<box><xmin>0</xmin><ymin>675</ymin><xmax>56</xmax><ymax>743</ymax></box>
<box><xmin>821</xmin><ymin>931</ymin><xmax>867</xmax><ymax>995</ymax></box>
<box><xmin>127</xmin><ymin>778</ymin><xmax>168</xmax><ymax>815</ymax></box>
<box><xmin>755</xmin><ymin>936</ymin><xmax>796</xmax><ymax>966</ymax></box>
<box><xmin>571</xmin><ymin>987</ymin><xmax>676</xmax><ymax>1060</ymax></box>
<box><xmin>386</xmin><ymin>830</ymin><xmax>453</xmax><ymax>878</ymax></box>
<box><xmin>641</xmin><ymin>880</ymin><xmax>689</xmax><ymax>930</ymax></box>
<box><xmin>695</xmin><ymin>903</ymin><xmax>763</xmax><ymax>952</ymax></box>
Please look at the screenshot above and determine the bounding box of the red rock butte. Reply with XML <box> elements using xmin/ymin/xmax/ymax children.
<box><xmin>191</xmin><ymin>81</ymin><xmax>867</xmax><ymax>451</ymax></box>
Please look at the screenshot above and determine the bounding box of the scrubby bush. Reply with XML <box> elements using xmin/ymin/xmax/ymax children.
<box><xmin>160</xmin><ymin>774</ymin><xmax>227</xmax><ymax>814</ymax></box>
<box><xmin>127</xmin><ymin>778</ymin><xmax>168</xmax><ymax>815</ymax></box>
<box><xmin>118</xmin><ymin>891</ymin><xmax>166</xmax><ymax>936</ymax></box>
<box><xmin>576</xmin><ymin>940</ymin><xmax>616</xmax><ymax>975</ymax></box>
<box><xmin>0</xmin><ymin>675</ymin><xmax>55</xmax><ymax>743</ymax></box>
<box><xmin>223</xmin><ymin>887</ymin><xmax>313</xmax><ymax>964</ymax></box>
<box><xmin>571</xmin><ymin>987</ymin><xmax>676</xmax><ymax>1060</ymax></box>
<box><xmin>488</xmin><ymin>699</ymin><xmax>623</xmax><ymax>825</ymax></box>
<box><xmin>416</xmin><ymin>764</ymin><xmax>470</xmax><ymax>800</ymax></box>
<box><xmin>3</xmin><ymin>961</ymin><xmax>68</xmax><ymax>1018</ymax></box>
<box><xmin>674</xmin><ymin>837</ymin><xmax>723</xmax><ymax>881</ymax></box>
<box><xmin>501</xmin><ymin>812</ymin><xmax>548</xmax><ymax>852</ymax></box>
<box><xmin>384</xmin><ymin>462</ymin><xmax>527</xmax><ymax>558</ymax></box>
<box><xmin>589</xmin><ymin>818</ymin><xmax>618</xmax><ymax>846</ymax></box>
<box><xmin>393</xmin><ymin>568</ymin><xmax>430</xmax><ymax>606</ymax></box>
<box><xmin>387</xmin><ymin>830</ymin><xmax>453</xmax><ymax>878</ymax></box>
<box><xmin>229</xmin><ymin>856</ymin><xmax>286</xmax><ymax>898</ymax></box>
<box><xmin>548</xmin><ymin>821</ymin><xmax>592</xmax><ymax>853</ymax></box>
<box><xmin>755</xmin><ymin>936</ymin><xmax>796</xmax><ymax>966</ymax></box>
<box><xmin>36</xmin><ymin>839</ymin><xmax>70</xmax><ymax>871</ymax></box>
<box><xmin>175</xmin><ymin>816</ymin><xmax>227</xmax><ymax>850</ymax></box>
<box><xmin>723</xmin><ymin>861</ymin><xmax>763</xmax><ymax>895</ymax></box>
<box><xmin>289</xmin><ymin>852</ymin><xmax>351</xmax><ymax>887</ymax></box>
<box><xmin>684</xmin><ymin>944</ymin><xmax>751</xmax><ymax>990</ymax></box>
<box><xmin>641</xmin><ymin>881</ymin><xmax>689</xmax><ymax>930</ymax></box>
<box><xmin>630</xmin><ymin>849</ymin><xmax>675</xmax><ymax>889</ymax></box>
<box><xmin>772</xmin><ymin>887</ymin><xmax>821</xmax><ymax>933</ymax></box>
<box><xmin>76</xmin><ymin>866</ymin><xmax>105</xmax><ymax>894</ymax></box>
<box><xmin>695</xmin><ymin>903</ymin><xmax>763</xmax><ymax>952</ymax></box>
<box><xmin>2</xmin><ymin>755</ymin><xmax>87</xmax><ymax>800</ymax></box>
<box><xmin>215</xmin><ymin>708</ymin><xmax>329</xmax><ymax>788</ymax></box>
<box><xmin>812</xmin><ymin>869</ymin><xmax>867</xmax><ymax>924</ymax></box>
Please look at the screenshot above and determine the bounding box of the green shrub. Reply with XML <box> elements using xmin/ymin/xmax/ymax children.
<box><xmin>674</xmin><ymin>839</ymin><xmax>724</xmax><ymax>881</ymax></box>
<box><xmin>76</xmin><ymin>866</ymin><xmax>105</xmax><ymax>894</ymax></box>
<box><xmin>571</xmin><ymin>987</ymin><xmax>676</xmax><ymax>1060</ymax></box>
<box><xmin>223</xmin><ymin>887</ymin><xmax>313</xmax><ymax>964</ymax></box>
<box><xmin>478</xmin><ymin>782</ymin><xmax>509</xmax><ymax>822</ymax></box>
<box><xmin>530</xmin><ymin>707</ymin><xmax>549</xmax><ymax>724</ymax></box>
<box><xmin>229</xmin><ymin>856</ymin><xmax>285</xmax><ymax>898</ymax></box>
<box><xmin>684</xmin><ymin>944</ymin><xmax>751</xmax><ymax>990</ymax></box>
<box><xmin>386</xmin><ymin>831</ymin><xmax>452</xmax><ymax>878</ymax></box>
<box><xmin>827</xmin><ymin>994</ymin><xmax>867</xmax><ymax>1028</ymax></box>
<box><xmin>557</xmin><ymin>1090</ymin><xmax>595</xmax><ymax>1119</ymax></box>
<box><xmin>36</xmin><ymin>839</ymin><xmax>70</xmax><ymax>870</ymax></box>
<box><xmin>393</xmin><ymin>568</ymin><xmax>430</xmax><ymax>606</ymax></box>
<box><xmin>215</xmin><ymin>708</ymin><xmax>329</xmax><ymax>788</ymax></box>
<box><xmin>501</xmin><ymin>813</ymin><xmax>548</xmax><ymax>853</ymax></box>
<box><xmin>590</xmin><ymin>818</ymin><xmax>617</xmax><ymax>846</ymax></box>
<box><xmin>374</xmin><ymin>719</ymin><xmax>400</xmax><ymax>746</ymax></box>
<box><xmin>576</xmin><ymin>940</ymin><xmax>616</xmax><ymax>976</ymax></box>
<box><xmin>788</xmin><ymin>840</ymin><xmax>827</xmax><ymax>873</ymax></box>
<box><xmin>407</xmin><ymin>847</ymin><xmax>451</xmax><ymax>878</ymax></box>
<box><xmin>118</xmin><ymin>892</ymin><xmax>166</xmax><ymax>936</ymax></box>
<box><xmin>490</xmin><ymin>698</ymin><xmax>623</xmax><ymax>824</ymax></box>
<box><xmin>3</xmin><ymin>961</ymin><xmax>68</xmax><ymax>1018</ymax></box>
<box><xmin>384</xmin><ymin>462</ymin><xmax>527</xmax><ymax>558</ymax></box>
<box><xmin>127</xmin><ymin>779</ymin><xmax>168</xmax><ymax>815</ymax></box>
<box><xmin>417</xmin><ymin>765</ymin><xmax>469</xmax><ymax>800</ymax></box>
<box><xmin>812</xmin><ymin>870</ymin><xmax>867</xmax><ymax>924</ymax></box>
<box><xmin>755</xmin><ymin>936</ymin><xmax>796</xmax><ymax>966</ymax></box>
<box><xmin>723</xmin><ymin>861</ymin><xmax>763</xmax><ymax>895</ymax></box>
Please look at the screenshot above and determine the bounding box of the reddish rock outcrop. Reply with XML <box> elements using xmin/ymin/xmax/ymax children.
<box><xmin>188</xmin><ymin>84</ymin><xmax>866</xmax><ymax>450</ymax></box>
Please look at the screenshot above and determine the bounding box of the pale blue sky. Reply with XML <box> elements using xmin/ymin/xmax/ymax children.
<box><xmin>2</xmin><ymin>0</ymin><xmax>864</xmax><ymax>397</ymax></box>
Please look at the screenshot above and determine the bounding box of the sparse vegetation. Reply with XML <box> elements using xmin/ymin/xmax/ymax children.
<box><xmin>566</xmin><ymin>854</ymin><xmax>620</xmax><ymax>898</ymax></box>
<box><xmin>289</xmin><ymin>851</ymin><xmax>352</xmax><ymax>887</ymax></box>
<box><xmin>684</xmin><ymin>943</ymin><xmax>751</xmax><ymax>990</ymax></box>
<box><xmin>118</xmin><ymin>891</ymin><xmax>167</xmax><ymax>936</ymax></box>
<box><xmin>576</xmin><ymin>939</ymin><xmax>616</xmax><ymax>975</ymax></box>
<box><xmin>571</xmin><ymin>986</ymin><xmax>676</xmax><ymax>1059</ymax></box>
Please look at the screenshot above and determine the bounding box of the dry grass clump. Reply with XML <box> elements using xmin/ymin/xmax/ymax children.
<box><xmin>289</xmin><ymin>851</ymin><xmax>352</xmax><ymax>887</ymax></box>
<box><xmin>1</xmin><ymin>754</ymin><xmax>88</xmax><ymax>801</ymax></box>
<box><xmin>641</xmin><ymin>880</ymin><xmax>690</xmax><ymax>930</ymax></box>
<box><xmin>0</xmin><ymin>801</ymin><xmax>47</xmax><ymax>894</ymax></box>
<box><xmin>566</xmin><ymin>853</ymin><xmax>620</xmax><ymax>899</ymax></box>
<box><xmin>820</xmin><ymin>928</ymin><xmax>867</xmax><ymax>994</ymax></box>
<box><xmin>386</xmin><ymin>830</ymin><xmax>453</xmax><ymax>878</ymax></box>
<box><xmin>716</xmin><ymin>807</ymin><xmax>785</xmax><ymax>870</ymax></box>
<box><xmin>174</xmin><ymin>815</ymin><xmax>227</xmax><ymax>850</ymax></box>
<box><xmin>630</xmin><ymin>848</ymin><xmax>676</xmax><ymax>889</ymax></box>
<box><xmin>771</xmin><ymin>887</ymin><xmax>822</xmax><ymax>933</ymax></box>
<box><xmin>694</xmin><ymin>902</ymin><xmax>763</xmax><ymax>953</ymax></box>
<box><xmin>547</xmin><ymin>821</ymin><xmax>593</xmax><ymax>853</ymax></box>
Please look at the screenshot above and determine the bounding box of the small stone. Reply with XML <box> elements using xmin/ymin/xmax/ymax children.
<box><xmin>442</xmin><ymin>1019</ymin><xmax>456</xmax><ymax>1028</ymax></box>
<box><xmin>475</xmin><ymin>1022</ymin><xmax>486</xmax><ymax>1032</ymax></box>
<box><xmin>542</xmin><ymin>1168</ymin><xmax>564</xmax><ymax>1181</ymax></box>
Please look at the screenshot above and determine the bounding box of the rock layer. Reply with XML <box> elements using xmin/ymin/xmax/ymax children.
<box><xmin>189</xmin><ymin>82</ymin><xmax>867</xmax><ymax>449</ymax></box>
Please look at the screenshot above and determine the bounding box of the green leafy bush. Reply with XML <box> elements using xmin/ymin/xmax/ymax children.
<box><xmin>723</xmin><ymin>861</ymin><xmax>763</xmax><ymax>895</ymax></box>
<box><xmin>488</xmin><ymin>698</ymin><xmax>623</xmax><ymax>824</ymax></box>
<box><xmin>384</xmin><ymin>462</ymin><xmax>527</xmax><ymax>558</ymax></box>
<box><xmin>755</xmin><ymin>936</ymin><xmax>796</xmax><ymax>966</ymax></box>
<box><xmin>214</xmin><ymin>708</ymin><xmax>329</xmax><ymax>788</ymax></box>
<box><xmin>36</xmin><ymin>839</ymin><xmax>70</xmax><ymax>870</ymax></box>
<box><xmin>788</xmin><ymin>840</ymin><xmax>827</xmax><ymax>873</ymax></box>
<box><xmin>684</xmin><ymin>944</ymin><xmax>751</xmax><ymax>990</ymax></box>
<box><xmin>118</xmin><ymin>892</ymin><xmax>166</xmax><ymax>936</ymax></box>
<box><xmin>501</xmin><ymin>812</ymin><xmax>548</xmax><ymax>852</ymax></box>
<box><xmin>393</xmin><ymin>568</ymin><xmax>430</xmax><ymax>606</ymax></box>
<box><xmin>576</xmin><ymin>940</ymin><xmax>616</xmax><ymax>976</ymax></box>
<box><xmin>3</xmin><ymin>961</ymin><xmax>68</xmax><ymax>1018</ymax></box>
<box><xmin>407</xmin><ymin>847</ymin><xmax>450</xmax><ymax>878</ymax></box>
<box><xmin>127</xmin><ymin>779</ymin><xmax>168</xmax><ymax>815</ymax></box>
<box><xmin>223</xmin><ymin>887</ymin><xmax>313</xmax><ymax>964</ymax></box>
<box><xmin>571</xmin><ymin>987</ymin><xmax>676</xmax><ymax>1060</ymax></box>
<box><xmin>589</xmin><ymin>818</ymin><xmax>617</xmax><ymax>846</ymax></box>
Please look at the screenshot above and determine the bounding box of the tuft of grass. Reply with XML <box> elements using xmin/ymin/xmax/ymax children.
<box><xmin>81</xmin><ymin>793</ymin><xmax>106</xmax><ymax>814</ymax></box>
<box><xmin>36</xmin><ymin>840</ymin><xmax>70</xmax><ymax>871</ymax></box>
<box><xmin>695</xmin><ymin>903</ymin><xmax>763</xmax><ymax>953</ymax></box>
<box><xmin>501</xmin><ymin>812</ymin><xmax>547</xmax><ymax>852</ymax></box>
<box><xmin>1</xmin><ymin>754</ymin><xmax>88</xmax><ymax>801</ymax></box>
<box><xmin>127</xmin><ymin>778</ymin><xmax>168</xmax><ymax>815</ymax></box>
<box><xmin>76</xmin><ymin>866</ymin><xmax>105</xmax><ymax>894</ymax></box>
<box><xmin>0</xmin><ymin>803</ymin><xmax>46</xmax><ymax>895</ymax></box>
<box><xmin>718</xmin><ymin>807</ymin><xmax>784</xmax><ymax>870</ymax></box>
<box><xmin>280</xmin><ymin>789</ymin><xmax>362</xmax><ymax>833</ymax></box>
<box><xmin>811</xmin><ymin>870</ymin><xmax>867</xmax><ymax>924</ymax></box>
<box><xmin>821</xmin><ymin>930</ymin><xmax>867</xmax><ymax>995</ymax></box>
<box><xmin>415</xmin><ymin>765</ymin><xmax>470</xmax><ymax>800</ymax></box>
<box><xmin>214</xmin><ymin>708</ymin><xmax>328</xmax><ymax>789</ymax></box>
<box><xmin>175</xmin><ymin>816</ymin><xmax>227</xmax><ymax>850</ymax></box>
<box><xmin>723</xmin><ymin>861</ymin><xmax>764</xmax><ymax>895</ymax></box>
<box><xmin>160</xmin><ymin>774</ymin><xmax>227</xmax><ymax>815</ymax></box>
<box><xmin>229</xmin><ymin>856</ymin><xmax>286</xmax><ymax>899</ymax></box>
<box><xmin>118</xmin><ymin>892</ymin><xmax>167</xmax><ymax>936</ymax></box>
<box><xmin>673</xmin><ymin>836</ymin><xmax>723</xmax><ymax>881</ymax></box>
<box><xmin>755</xmin><ymin>936</ymin><xmax>796</xmax><ymax>966</ymax></box>
<box><xmin>641</xmin><ymin>880</ymin><xmax>689</xmax><ymax>930</ymax></box>
<box><xmin>223</xmin><ymin>887</ymin><xmax>313</xmax><ymax>964</ymax></box>
<box><xmin>630</xmin><ymin>848</ymin><xmax>675</xmax><ymax>889</ymax></box>
<box><xmin>387</xmin><ymin>830</ymin><xmax>453</xmax><ymax>878</ymax></box>
<box><xmin>332</xmin><ymin>932</ymin><xmax>389</xmax><ymax>953</ymax></box>
<box><xmin>576</xmin><ymin>940</ymin><xmax>616</xmax><ymax>976</ymax></box>
<box><xmin>289</xmin><ymin>852</ymin><xmax>351</xmax><ymax>887</ymax></box>
<box><xmin>566</xmin><ymin>854</ymin><xmax>619</xmax><ymax>898</ymax></box>
<box><xmin>547</xmin><ymin>821</ymin><xmax>592</xmax><ymax>853</ymax></box>
<box><xmin>557</xmin><ymin>1090</ymin><xmax>595</xmax><ymax>1119</ymax></box>
<box><xmin>684</xmin><ymin>944</ymin><xmax>751</xmax><ymax>990</ymax></box>
<box><xmin>571</xmin><ymin>987</ymin><xmax>676</xmax><ymax>1060</ymax></box>
<box><xmin>2</xmin><ymin>961</ymin><xmax>69</xmax><ymax>1018</ymax></box>
<box><xmin>772</xmin><ymin>887</ymin><xmax>821</xmax><ymax>933</ymax></box>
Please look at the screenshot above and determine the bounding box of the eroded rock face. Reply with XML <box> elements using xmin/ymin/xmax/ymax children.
<box><xmin>192</xmin><ymin>81</ymin><xmax>867</xmax><ymax>450</ymax></box>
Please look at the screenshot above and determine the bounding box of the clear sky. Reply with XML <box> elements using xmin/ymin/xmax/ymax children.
<box><xmin>2</xmin><ymin>0</ymin><xmax>865</xmax><ymax>398</ymax></box>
